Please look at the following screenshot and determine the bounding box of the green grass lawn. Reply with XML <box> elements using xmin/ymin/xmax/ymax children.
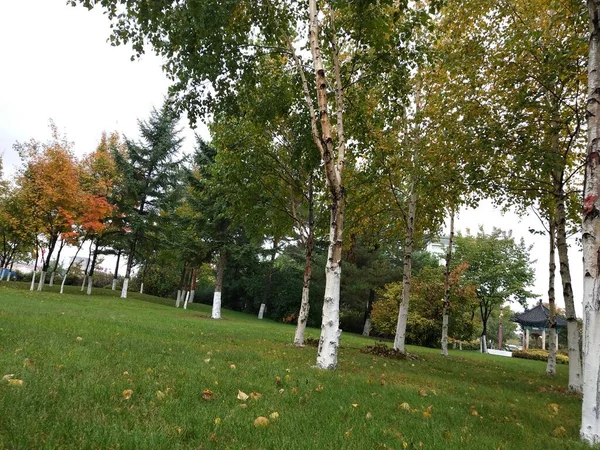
<box><xmin>0</xmin><ymin>282</ymin><xmax>586</xmax><ymax>449</ymax></box>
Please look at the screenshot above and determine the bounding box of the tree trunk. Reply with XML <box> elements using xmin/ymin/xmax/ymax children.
<box><xmin>30</xmin><ymin>271</ymin><xmax>37</xmax><ymax>291</ymax></box>
<box><xmin>183</xmin><ymin>290</ymin><xmax>189</xmax><ymax>309</ymax></box>
<box><xmin>211</xmin><ymin>249</ymin><xmax>226</xmax><ymax>319</ymax></box>
<box><xmin>441</xmin><ymin>211</ymin><xmax>455</xmax><ymax>356</ymax></box>
<box><xmin>86</xmin><ymin>275</ymin><xmax>93</xmax><ymax>295</ymax></box>
<box><xmin>60</xmin><ymin>238</ymin><xmax>85</xmax><ymax>294</ymax></box>
<box><xmin>394</xmin><ymin>182</ymin><xmax>417</xmax><ymax>353</ymax></box>
<box><xmin>112</xmin><ymin>249</ymin><xmax>121</xmax><ymax>290</ymax></box>
<box><xmin>86</xmin><ymin>240</ymin><xmax>100</xmax><ymax>296</ymax></box>
<box><xmin>362</xmin><ymin>289</ymin><xmax>375</xmax><ymax>337</ymax></box>
<box><xmin>7</xmin><ymin>261</ymin><xmax>13</xmax><ymax>282</ymax></box>
<box><xmin>581</xmin><ymin>2</ymin><xmax>600</xmax><ymax>442</ymax></box>
<box><xmin>140</xmin><ymin>282</ymin><xmax>144</xmax><ymax>294</ymax></box>
<box><xmin>49</xmin><ymin>239</ymin><xmax>66</xmax><ymax>287</ymax></box>
<box><xmin>294</xmin><ymin>230</ymin><xmax>315</xmax><ymax>346</ymax></box>
<box><xmin>299</xmin><ymin>1</ymin><xmax>346</xmax><ymax>370</ymax></box>
<box><xmin>121</xmin><ymin>239</ymin><xmax>137</xmax><ymax>299</ymax></box>
<box><xmin>555</xmin><ymin>190</ymin><xmax>582</xmax><ymax>392</ymax></box>
<box><xmin>546</xmin><ymin>218</ymin><xmax>557</xmax><ymax>375</ymax></box>
<box><xmin>259</xmin><ymin>237</ymin><xmax>278</xmax><ymax>320</ymax></box>
<box><xmin>176</xmin><ymin>290</ymin><xmax>181</xmax><ymax>308</ymax></box>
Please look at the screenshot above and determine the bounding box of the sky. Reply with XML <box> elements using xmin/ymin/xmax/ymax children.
<box><xmin>0</xmin><ymin>0</ymin><xmax>584</xmax><ymax>315</ymax></box>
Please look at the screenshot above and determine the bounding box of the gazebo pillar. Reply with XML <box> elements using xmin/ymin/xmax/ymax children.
<box><xmin>542</xmin><ymin>329</ymin><xmax>546</xmax><ymax>350</ymax></box>
<box><xmin>525</xmin><ymin>328</ymin><xmax>530</xmax><ymax>350</ymax></box>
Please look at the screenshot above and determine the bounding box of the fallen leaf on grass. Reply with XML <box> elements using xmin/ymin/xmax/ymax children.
<box><xmin>279</xmin><ymin>389</ymin><xmax>285</xmax><ymax>394</ymax></box>
<box><xmin>23</xmin><ymin>358</ymin><xmax>35</xmax><ymax>367</ymax></box>
<box><xmin>547</xmin><ymin>403</ymin><xmax>559</xmax><ymax>415</ymax></box>
<box><xmin>276</xmin><ymin>376</ymin><xmax>282</xmax><ymax>385</ymax></box>
<box><xmin>285</xmin><ymin>375</ymin><xmax>291</xmax><ymax>382</ymax></box>
<box><xmin>269</xmin><ymin>412</ymin><xmax>279</xmax><ymax>420</ymax></box>
<box><xmin>470</xmin><ymin>409</ymin><xmax>479</xmax><ymax>417</ymax></box>
<box><xmin>254</xmin><ymin>416</ymin><xmax>269</xmax><ymax>427</ymax></box>
<box><xmin>418</xmin><ymin>389</ymin><xmax>428</xmax><ymax>397</ymax></box>
<box><xmin>366</xmin><ymin>412</ymin><xmax>373</xmax><ymax>419</ymax></box>
<box><xmin>156</xmin><ymin>390</ymin><xmax>166</xmax><ymax>400</ymax></box>
<box><xmin>76</xmin><ymin>337</ymin><xmax>83</xmax><ymax>342</ymax></box>
<box><xmin>2</xmin><ymin>374</ymin><xmax>15</xmax><ymax>381</ymax></box>
<box><xmin>423</xmin><ymin>405</ymin><xmax>433</xmax><ymax>419</ymax></box>
<box><xmin>239</xmin><ymin>403</ymin><xmax>248</xmax><ymax>409</ymax></box>
<box><xmin>315</xmin><ymin>384</ymin><xmax>324</xmax><ymax>392</ymax></box>
<box><xmin>122</xmin><ymin>371</ymin><xmax>129</xmax><ymax>376</ymax></box>
<box><xmin>214</xmin><ymin>417</ymin><xmax>221</xmax><ymax>425</ymax></box>
<box><xmin>249</xmin><ymin>392</ymin><xmax>262</xmax><ymax>400</ymax></box>
<box><xmin>204</xmin><ymin>358</ymin><xmax>211</xmax><ymax>364</ymax></box>
<box><xmin>237</xmin><ymin>390</ymin><xmax>249</xmax><ymax>401</ymax></box>
<box><xmin>230</xmin><ymin>364</ymin><xmax>236</xmax><ymax>370</ymax></box>
<box><xmin>553</xmin><ymin>426</ymin><xmax>567</xmax><ymax>437</ymax></box>
<box><xmin>202</xmin><ymin>389</ymin><xmax>213</xmax><ymax>401</ymax></box>
<box><xmin>399</xmin><ymin>402</ymin><xmax>410</xmax><ymax>411</ymax></box>
<box><xmin>292</xmin><ymin>387</ymin><xmax>298</xmax><ymax>393</ymax></box>
<box><xmin>122</xmin><ymin>389</ymin><xmax>133</xmax><ymax>400</ymax></box>
<box><xmin>352</xmin><ymin>403</ymin><xmax>359</xmax><ymax>408</ymax></box>
<box><xmin>8</xmin><ymin>379</ymin><xmax>23</xmax><ymax>386</ymax></box>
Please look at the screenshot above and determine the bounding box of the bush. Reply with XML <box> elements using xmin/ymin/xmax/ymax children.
<box><xmin>512</xmin><ymin>349</ymin><xmax>568</xmax><ymax>364</ymax></box>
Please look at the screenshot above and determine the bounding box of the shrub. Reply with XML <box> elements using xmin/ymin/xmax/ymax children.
<box><xmin>512</xmin><ymin>349</ymin><xmax>568</xmax><ymax>364</ymax></box>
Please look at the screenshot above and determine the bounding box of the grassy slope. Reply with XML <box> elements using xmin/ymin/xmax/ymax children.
<box><xmin>0</xmin><ymin>282</ymin><xmax>586</xmax><ymax>449</ymax></box>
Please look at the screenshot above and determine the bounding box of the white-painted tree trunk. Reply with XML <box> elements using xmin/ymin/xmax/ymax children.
<box><xmin>86</xmin><ymin>276</ymin><xmax>93</xmax><ymax>295</ymax></box>
<box><xmin>111</xmin><ymin>278</ymin><xmax>117</xmax><ymax>290</ymax></box>
<box><xmin>60</xmin><ymin>274</ymin><xmax>67</xmax><ymax>294</ymax></box>
<box><xmin>294</xmin><ymin>286</ymin><xmax>311</xmax><ymax>346</ymax></box>
<box><xmin>211</xmin><ymin>250</ymin><xmax>226</xmax><ymax>319</ymax></box>
<box><xmin>546</xmin><ymin>218</ymin><xmax>557</xmax><ymax>375</ymax></box>
<box><xmin>362</xmin><ymin>317</ymin><xmax>372</xmax><ymax>337</ymax></box>
<box><xmin>37</xmin><ymin>271</ymin><xmax>46</xmax><ymax>291</ymax></box>
<box><xmin>49</xmin><ymin>272</ymin><xmax>55</xmax><ymax>286</ymax></box>
<box><xmin>30</xmin><ymin>271</ymin><xmax>36</xmax><ymax>291</ymax></box>
<box><xmin>481</xmin><ymin>335</ymin><xmax>488</xmax><ymax>353</ymax></box>
<box><xmin>189</xmin><ymin>290</ymin><xmax>195</xmax><ymax>303</ymax></box>
<box><xmin>183</xmin><ymin>290</ymin><xmax>190</xmax><ymax>309</ymax></box>
<box><xmin>120</xmin><ymin>278</ymin><xmax>129</xmax><ymax>299</ymax></box>
<box><xmin>81</xmin><ymin>275</ymin><xmax>86</xmax><ymax>291</ymax></box>
<box><xmin>176</xmin><ymin>290</ymin><xmax>181</xmax><ymax>307</ymax></box>
<box><xmin>211</xmin><ymin>292</ymin><xmax>222</xmax><ymax>319</ymax></box>
<box><xmin>258</xmin><ymin>303</ymin><xmax>266</xmax><ymax>319</ymax></box>
<box><xmin>0</xmin><ymin>270</ymin><xmax>5</xmax><ymax>282</ymax></box>
<box><xmin>140</xmin><ymin>282</ymin><xmax>144</xmax><ymax>294</ymax></box>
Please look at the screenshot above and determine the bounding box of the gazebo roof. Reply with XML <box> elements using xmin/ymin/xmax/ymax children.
<box><xmin>510</xmin><ymin>300</ymin><xmax>567</xmax><ymax>329</ymax></box>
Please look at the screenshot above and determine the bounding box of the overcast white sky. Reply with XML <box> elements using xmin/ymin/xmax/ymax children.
<box><xmin>0</xmin><ymin>0</ymin><xmax>584</xmax><ymax>315</ymax></box>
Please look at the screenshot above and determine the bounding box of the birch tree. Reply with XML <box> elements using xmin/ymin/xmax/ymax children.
<box><xmin>581</xmin><ymin>0</ymin><xmax>600</xmax><ymax>442</ymax></box>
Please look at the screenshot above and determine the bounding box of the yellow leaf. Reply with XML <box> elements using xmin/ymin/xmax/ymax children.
<box><xmin>2</xmin><ymin>374</ymin><xmax>15</xmax><ymax>381</ymax></box>
<box><xmin>122</xmin><ymin>389</ymin><xmax>133</xmax><ymax>400</ymax></box>
<box><xmin>239</xmin><ymin>403</ymin><xmax>248</xmax><ymax>409</ymax></box>
<box><xmin>315</xmin><ymin>384</ymin><xmax>324</xmax><ymax>392</ymax></box>
<box><xmin>399</xmin><ymin>402</ymin><xmax>411</xmax><ymax>410</ymax></box>
<box><xmin>230</xmin><ymin>364</ymin><xmax>236</xmax><ymax>370</ymax></box>
<box><xmin>352</xmin><ymin>403</ymin><xmax>359</xmax><ymax>408</ymax></box>
<box><xmin>285</xmin><ymin>375</ymin><xmax>291</xmax><ymax>382</ymax></box>
<box><xmin>76</xmin><ymin>337</ymin><xmax>83</xmax><ymax>342</ymax></box>
<box><xmin>250</xmin><ymin>391</ymin><xmax>262</xmax><ymax>400</ymax></box>
<box><xmin>547</xmin><ymin>403</ymin><xmax>559</xmax><ymax>415</ymax></box>
<box><xmin>366</xmin><ymin>412</ymin><xmax>373</xmax><ymax>419</ymax></box>
<box><xmin>470</xmin><ymin>409</ymin><xmax>479</xmax><ymax>417</ymax></box>
<box><xmin>418</xmin><ymin>389</ymin><xmax>428</xmax><ymax>397</ymax></box>
<box><xmin>279</xmin><ymin>389</ymin><xmax>285</xmax><ymax>394</ymax></box>
<box><xmin>214</xmin><ymin>417</ymin><xmax>221</xmax><ymax>425</ymax></box>
<box><xmin>8</xmin><ymin>379</ymin><xmax>23</xmax><ymax>386</ymax></box>
<box><xmin>254</xmin><ymin>416</ymin><xmax>270</xmax><ymax>427</ymax></box>
<box><xmin>275</xmin><ymin>376</ymin><xmax>282</xmax><ymax>385</ymax></box>
<box><xmin>237</xmin><ymin>390</ymin><xmax>249</xmax><ymax>401</ymax></box>
<box><xmin>156</xmin><ymin>390</ymin><xmax>165</xmax><ymax>400</ymax></box>
<box><xmin>269</xmin><ymin>412</ymin><xmax>280</xmax><ymax>420</ymax></box>
<box><xmin>122</xmin><ymin>371</ymin><xmax>129</xmax><ymax>376</ymax></box>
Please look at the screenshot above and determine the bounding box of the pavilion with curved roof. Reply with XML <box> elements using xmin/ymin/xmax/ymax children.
<box><xmin>510</xmin><ymin>300</ymin><xmax>567</xmax><ymax>350</ymax></box>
